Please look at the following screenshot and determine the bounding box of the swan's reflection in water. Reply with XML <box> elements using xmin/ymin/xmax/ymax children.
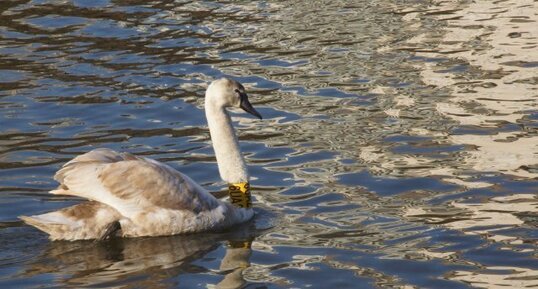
<box><xmin>22</xmin><ymin>223</ymin><xmax>258</xmax><ymax>289</ymax></box>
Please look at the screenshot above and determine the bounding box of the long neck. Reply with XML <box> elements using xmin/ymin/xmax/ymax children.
<box><xmin>205</xmin><ymin>101</ymin><xmax>249</xmax><ymax>184</ymax></box>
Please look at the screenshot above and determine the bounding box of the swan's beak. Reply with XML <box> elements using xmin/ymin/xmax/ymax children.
<box><xmin>239</xmin><ymin>93</ymin><xmax>262</xmax><ymax>119</ymax></box>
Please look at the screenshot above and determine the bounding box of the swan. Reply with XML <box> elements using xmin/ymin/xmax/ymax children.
<box><xmin>20</xmin><ymin>78</ymin><xmax>263</xmax><ymax>241</ymax></box>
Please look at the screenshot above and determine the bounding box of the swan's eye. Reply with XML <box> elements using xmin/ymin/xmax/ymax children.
<box><xmin>234</xmin><ymin>89</ymin><xmax>242</xmax><ymax>99</ymax></box>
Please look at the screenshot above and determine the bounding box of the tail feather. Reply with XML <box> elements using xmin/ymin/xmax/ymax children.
<box><xmin>20</xmin><ymin>215</ymin><xmax>69</xmax><ymax>236</ymax></box>
<box><xmin>20</xmin><ymin>213</ymin><xmax>78</xmax><ymax>241</ymax></box>
<box><xmin>20</xmin><ymin>201</ymin><xmax>122</xmax><ymax>241</ymax></box>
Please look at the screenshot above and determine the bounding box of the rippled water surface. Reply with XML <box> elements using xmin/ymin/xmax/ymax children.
<box><xmin>1</xmin><ymin>0</ymin><xmax>537</xmax><ymax>288</ymax></box>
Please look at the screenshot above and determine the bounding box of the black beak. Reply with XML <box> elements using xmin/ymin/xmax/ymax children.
<box><xmin>239</xmin><ymin>92</ymin><xmax>262</xmax><ymax>119</ymax></box>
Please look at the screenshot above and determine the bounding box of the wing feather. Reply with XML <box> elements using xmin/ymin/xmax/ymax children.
<box><xmin>53</xmin><ymin>149</ymin><xmax>220</xmax><ymax>217</ymax></box>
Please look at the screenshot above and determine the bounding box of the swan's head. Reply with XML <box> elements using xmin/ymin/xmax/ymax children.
<box><xmin>206</xmin><ymin>78</ymin><xmax>262</xmax><ymax>119</ymax></box>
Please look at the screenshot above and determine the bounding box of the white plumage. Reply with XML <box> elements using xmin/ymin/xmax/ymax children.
<box><xmin>20</xmin><ymin>78</ymin><xmax>262</xmax><ymax>240</ymax></box>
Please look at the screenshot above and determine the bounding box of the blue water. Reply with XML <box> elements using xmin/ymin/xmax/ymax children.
<box><xmin>1</xmin><ymin>0</ymin><xmax>537</xmax><ymax>288</ymax></box>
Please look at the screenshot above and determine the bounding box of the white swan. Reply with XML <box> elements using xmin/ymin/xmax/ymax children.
<box><xmin>20</xmin><ymin>78</ymin><xmax>262</xmax><ymax>241</ymax></box>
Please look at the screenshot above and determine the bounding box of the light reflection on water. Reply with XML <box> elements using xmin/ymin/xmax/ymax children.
<box><xmin>1</xmin><ymin>0</ymin><xmax>537</xmax><ymax>288</ymax></box>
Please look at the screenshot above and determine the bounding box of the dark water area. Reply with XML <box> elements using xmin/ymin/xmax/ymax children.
<box><xmin>1</xmin><ymin>0</ymin><xmax>537</xmax><ymax>288</ymax></box>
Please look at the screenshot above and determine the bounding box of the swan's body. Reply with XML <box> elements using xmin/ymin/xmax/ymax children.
<box><xmin>20</xmin><ymin>78</ymin><xmax>262</xmax><ymax>241</ymax></box>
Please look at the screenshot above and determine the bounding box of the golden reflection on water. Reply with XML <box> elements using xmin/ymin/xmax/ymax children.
<box><xmin>396</xmin><ymin>1</ymin><xmax>538</xmax><ymax>286</ymax></box>
<box><xmin>353</xmin><ymin>0</ymin><xmax>538</xmax><ymax>180</ymax></box>
<box><xmin>450</xmin><ymin>266</ymin><xmax>538</xmax><ymax>289</ymax></box>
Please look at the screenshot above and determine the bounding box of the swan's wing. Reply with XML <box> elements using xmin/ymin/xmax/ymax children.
<box><xmin>52</xmin><ymin>148</ymin><xmax>220</xmax><ymax>218</ymax></box>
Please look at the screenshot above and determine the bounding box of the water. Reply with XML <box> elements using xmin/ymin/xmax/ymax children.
<box><xmin>1</xmin><ymin>0</ymin><xmax>537</xmax><ymax>288</ymax></box>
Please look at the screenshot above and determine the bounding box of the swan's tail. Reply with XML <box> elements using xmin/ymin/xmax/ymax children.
<box><xmin>20</xmin><ymin>201</ymin><xmax>122</xmax><ymax>241</ymax></box>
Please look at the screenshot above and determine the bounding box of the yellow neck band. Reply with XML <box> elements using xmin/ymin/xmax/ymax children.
<box><xmin>228</xmin><ymin>182</ymin><xmax>251</xmax><ymax>208</ymax></box>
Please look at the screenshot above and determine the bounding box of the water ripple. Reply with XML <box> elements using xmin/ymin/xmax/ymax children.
<box><xmin>0</xmin><ymin>0</ymin><xmax>536</xmax><ymax>288</ymax></box>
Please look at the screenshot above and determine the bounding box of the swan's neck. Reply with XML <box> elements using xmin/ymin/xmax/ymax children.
<box><xmin>205</xmin><ymin>101</ymin><xmax>250</xmax><ymax>183</ymax></box>
<box><xmin>205</xmin><ymin>103</ymin><xmax>252</xmax><ymax>208</ymax></box>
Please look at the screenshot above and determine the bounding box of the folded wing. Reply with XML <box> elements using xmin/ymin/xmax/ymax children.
<box><xmin>53</xmin><ymin>148</ymin><xmax>220</xmax><ymax>219</ymax></box>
